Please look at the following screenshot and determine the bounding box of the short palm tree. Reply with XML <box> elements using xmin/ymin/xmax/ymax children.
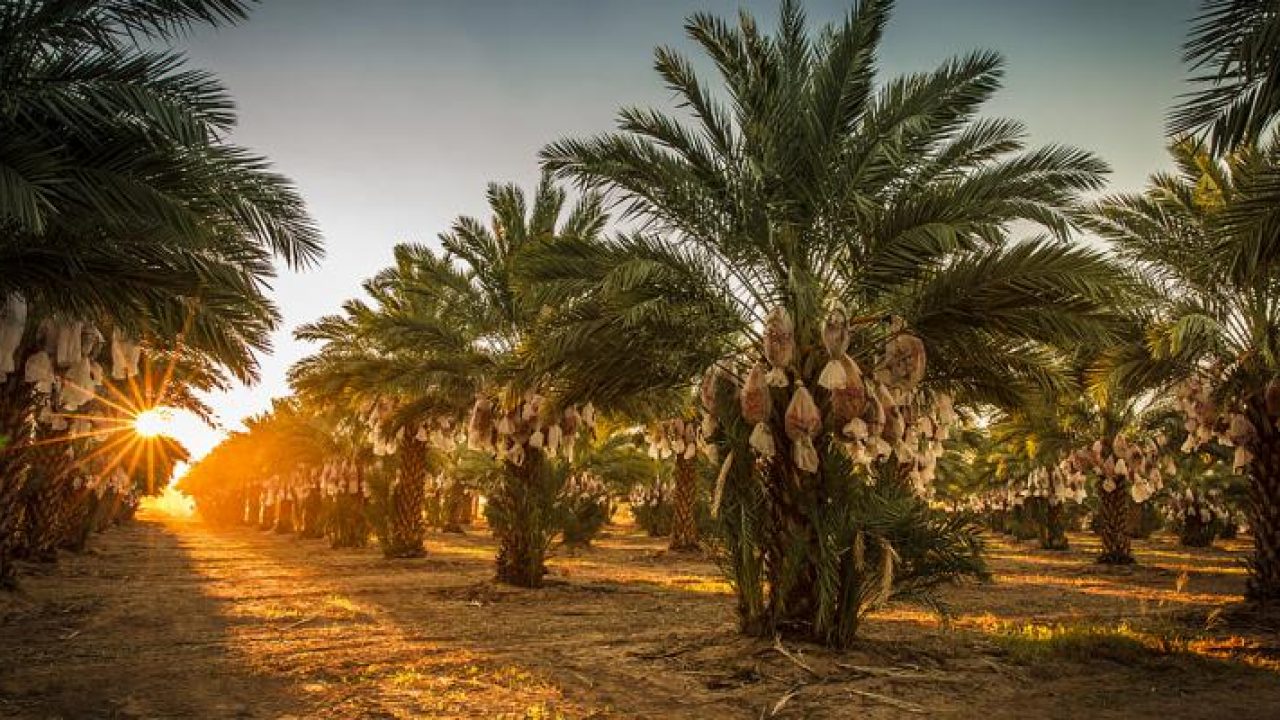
<box><xmin>987</xmin><ymin>394</ymin><xmax>1087</xmax><ymax>551</ymax></box>
<box><xmin>292</xmin><ymin>177</ymin><xmax>607</xmax><ymax>580</ymax></box>
<box><xmin>1090</xmin><ymin>138</ymin><xmax>1280</xmax><ymax>599</ymax></box>
<box><xmin>528</xmin><ymin>0</ymin><xmax>1125</xmax><ymax>646</ymax></box>
<box><xmin>648</xmin><ymin>413</ymin><xmax>706</xmax><ymax>551</ymax></box>
<box><xmin>290</xmin><ymin>282</ymin><xmax>436</xmax><ymax>558</ymax></box>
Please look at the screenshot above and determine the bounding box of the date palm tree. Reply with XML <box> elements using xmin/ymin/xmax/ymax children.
<box><xmin>292</xmin><ymin>177</ymin><xmax>607</xmax><ymax>578</ymax></box>
<box><xmin>987</xmin><ymin>393</ymin><xmax>1082</xmax><ymax>552</ymax></box>
<box><xmin>527</xmin><ymin>0</ymin><xmax>1126</xmax><ymax>646</ymax></box>
<box><xmin>1171</xmin><ymin>0</ymin><xmax>1280</xmax><ymax>155</ymax></box>
<box><xmin>289</xmin><ymin>281</ymin><xmax>435</xmax><ymax>558</ymax></box>
<box><xmin>1090</xmin><ymin>138</ymin><xmax>1280</xmax><ymax>599</ymax></box>
<box><xmin>0</xmin><ymin>0</ymin><xmax>320</xmax><ymax>585</ymax></box>
<box><xmin>1170</xmin><ymin>0</ymin><xmax>1280</xmax><ymax>302</ymax></box>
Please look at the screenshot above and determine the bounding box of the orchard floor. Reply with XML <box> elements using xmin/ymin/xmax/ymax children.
<box><xmin>2</xmin><ymin>512</ymin><xmax>1279</xmax><ymax>719</ymax></box>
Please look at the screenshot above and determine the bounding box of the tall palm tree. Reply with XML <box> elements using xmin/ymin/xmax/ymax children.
<box><xmin>1091</xmin><ymin>138</ymin><xmax>1280</xmax><ymax>600</ymax></box>
<box><xmin>527</xmin><ymin>0</ymin><xmax>1125</xmax><ymax>646</ymax></box>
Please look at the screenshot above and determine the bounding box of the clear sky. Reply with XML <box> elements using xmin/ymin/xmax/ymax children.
<box><xmin>172</xmin><ymin>0</ymin><xmax>1203</xmax><ymax>460</ymax></box>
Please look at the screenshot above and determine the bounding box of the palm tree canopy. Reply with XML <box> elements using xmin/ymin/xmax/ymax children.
<box><xmin>1171</xmin><ymin>0</ymin><xmax>1280</xmax><ymax>155</ymax></box>
<box><xmin>1</xmin><ymin>0</ymin><xmax>319</xmax><ymax>266</ymax></box>
<box><xmin>291</xmin><ymin>175</ymin><xmax>605</xmax><ymax>432</ymax></box>
<box><xmin>1088</xmin><ymin>138</ymin><xmax>1280</xmax><ymax>402</ymax></box>
<box><xmin>529</xmin><ymin>0</ymin><xmax>1127</xmax><ymax>411</ymax></box>
<box><xmin>1</xmin><ymin>0</ymin><xmax>321</xmax><ymax>384</ymax></box>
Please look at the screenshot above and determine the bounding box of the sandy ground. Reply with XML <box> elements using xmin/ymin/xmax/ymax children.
<box><xmin>2</xmin><ymin>511</ymin><xmax>1278</xmax><ymax>719</ymax></box>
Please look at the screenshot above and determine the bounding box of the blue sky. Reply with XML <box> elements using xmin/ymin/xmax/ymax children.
<box><xmin>174</xmin><ymin>0</ymin><xmax>1202</xmax><ymax>458</ymax></box>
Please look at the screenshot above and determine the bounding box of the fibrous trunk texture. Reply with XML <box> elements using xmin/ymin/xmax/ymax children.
<box><xmin>329</xmin><ymin>492</ymin><xmax>368</xmax><ymax>549</ymax></box>
<box><xmin>441</xmin><ymin>481</ymin><xmax>467</xmax><ymax>534</ymax></box>
<box><xmin>300</xmin><ymin>490</ymin><xmax>324</xmax><ymax>538</ymax></box>
<box><xmin>1040</xmin><ymin>500</ymin><xmax>1069</xmax><ymax>551</ymax></box>
<box><xmin>17</xmin><ymin>429</ymin><xmax>78</xmax><ymax>563</ymax></box>
<box><xmin>0</xmin><ymin>375</ymin><xmax>34</xmax><ymax>588</ymax></box>
<box><xmin>384</xmin><ymin>439</ymin><xmax>427</xmax><ymax>558</ymax></box>
<box><xmin>258</xmin><ymin>502</ymin><xmax>275</xmax><ymax>531</ymax></box>
<box><xmin>493</xmin><ymin>450</ymin><xmax>551</xmax><ymax>588</ymax></box>
<box><xmin>274</xmin><ymin>496</ymin><xmax>296</xmax><ymax>534</ymax></box>
<box><xmin>669</xmin><ymin>455</ymin><xmax>700</xmax><ymax>551</ymax></box>
<box><xmin>1096</xmin><ymin>483</ymin><xmax>1133</xmax><ymax>565</ymax></box>
<box><xmin>1245</xmin><ymin>395</ymin><xmax>1280</xmax><ymax>602</ymax></box>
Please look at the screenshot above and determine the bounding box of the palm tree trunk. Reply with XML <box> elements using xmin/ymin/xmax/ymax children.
<box><xmin>274</xmin><ymin>494</ymin><xmax>296</xmax><ymax>534</ymax></box>
<box><xmin>494</xmin><ymin>449</ymin><xmax>551</xmax><ymax>588</ymax></box>
<box><xmin>1179</xmin><ymin>512</ymin><xmax>1215</xmax><ymax>547</ymax></box>
<box><xmin>1010</xmin><ymin>503</ymin><xmax>1038</xmax><ymax>541</ymax></box>
<box><xmin>459</xmin><ymin>491</ymin><xmax>476</xmax><ymax>524</ymax></box>
<box><xmin>300</xmin><ymin>489</ymin><xmax>324</xmax><ymax>538</ymax></box>
<box><xmin>0</xmin><ymin>374</ymin><xmax>35</xmax><ymax>588</ymax></box>
<box><xmin>62</xmin><ymin>489</ymin><xmax>101</xmax><ymax>553</ymax></box>
<box><xmin>330</xmin><ymin>490</ymin><xmax>368</xmax><ymax>549</ymax></box>
<box><xmin>384</xmin><ymin>438</ymin><xmax>427</xmax><ymax>558</ymax></box>
<box><xmin>244</xmin><ymin>490</ymin><xmax>261</xmax><ymax>527</ymax></box>
<box><xmin>1040</xmin><ymin>499</ymin><xmax>1069</xmax><ymax>550</ymax></box>
<box><xmin>1096</xmin><ymin>481</ymin><xmax>1133</xmax><ymax>564</ymax></box>
<box><xmin>760</xmin><ymin>456</ymin><xmax>819</xmax><ymax>638</ymax></box>
<box><xmin>669</xmin><ymin>455</ymin><xmax>700</xmax><ymax>551</ymax></box>
<box><xmin>1245</xmin><ymin>395</ymin><xmax>1280</xmax><ymax>601</ymax></box>
<box><xmin>258</xmin><ymin>501</ymin><xmax>275</xmax><ymax>530</ymax></box>
<box><xmin>14</xmin><ymin>423</ymin><xmax>82</xmax><ymax>563</ymax></box>
<box><xmin>441</xmin><ymin>480</ymin><xmax>467</xmax><ymax>534</ymax></box>
<box><xmin>95</xmin><ymin>490</ymin><xmax>121</xmax><ymax>532</ymax></box>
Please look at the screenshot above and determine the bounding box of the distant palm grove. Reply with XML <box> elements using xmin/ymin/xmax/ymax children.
<box><xmin>4</xmin><ymin>0</ymin><xmax>1280</xmax><ymax>652</ymax></box>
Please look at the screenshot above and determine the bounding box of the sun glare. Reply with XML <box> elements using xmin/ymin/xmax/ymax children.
<box><xmin>134</xmin><ymin>407</ymin><xmax>176</xmax><ymax>438</ymax></box>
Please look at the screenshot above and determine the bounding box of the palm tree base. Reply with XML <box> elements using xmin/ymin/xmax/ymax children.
<box><xmin>1096</xmin><ymin>551</ymin><xmax>1135</xmax><ymax>565</ymax></box>
<box><xmin>382</xmin><ymin>544</ymin><xmax>426</xmax><ymax>559</ymax></box>
<box><xmin>495</xmin><ymin>560</ymin><xmax>546</xmax><ymax>588</ymax></box>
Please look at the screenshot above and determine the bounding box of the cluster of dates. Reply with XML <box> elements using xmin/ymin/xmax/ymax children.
<box><xmin>2</xmin><ymin>295</ymin><xmax>142</xmax><ymax>433</ymax></box>
<box><xmin>723</xmin><ymin>305</ymin><xmax>955</xmax><ymax>496</ymax></box>
<box><xmin>1013</xmin><ymin>464</ymin><xmax>1088</xmax><ymax>506</ymax></box>
<box><xmin>646</xmin><ymin>417</ymin><xmax>703</xmax><ymax>461</ymax></box>
<box><xmin>70</xmin><ymin>462</ymin><xmax>133</xmax><ymax>498</ymax></box>
<box><xmin>1060</xmin><ymin>434</ymin><xmax>1170</xmax><ymax>503</ymax></box>
<box><xmin>1165</xmin><ymin>487</ymin><xmax>1232</xmax><ymax>528</ymax></box>
<box><xmin>318</xmin><ymin>459</ymin><xmax>366</xmax><ymax>497</ymax></box>
<box><xmin>260</xmin><ymin>473</ymin><xmax>298</xmax><ymax>508</ymax></box>
<box><xmin>466</xmin><ymin>391</ymin><xmax>596</xmax><ymax>465</ymax></box>
<box><xmin>1175</xmin><ymin>377</ymin><xmax>1276</xmax><ymax>472</ymax></box>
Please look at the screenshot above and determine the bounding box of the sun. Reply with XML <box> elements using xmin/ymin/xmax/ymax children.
<box><xmin>133</xmin><ymin>407</ymin><xmax>176</xmax><ymax>438</ymax></box>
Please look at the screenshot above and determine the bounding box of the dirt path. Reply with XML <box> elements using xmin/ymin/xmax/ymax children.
<box><xmin>2</xmin><ymin>511</ymin><xmax>1278</xmax><ymax>719</ymax></box>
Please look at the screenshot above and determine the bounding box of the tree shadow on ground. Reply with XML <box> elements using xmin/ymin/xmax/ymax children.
<box><xmin>10</xmin><ymin>514</ymin><xmax>1278</xmax><ymax>719</ymax></box>
<box><xmin>0</xmin><ymin>517</ymin><xmax>305</xmax><ymax>719</ymax></box>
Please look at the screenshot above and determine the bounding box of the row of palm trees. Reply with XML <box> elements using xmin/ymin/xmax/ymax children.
<box><xmin>176</xmin><ymin>0</ymin><xmax>1280</xmax><ymax>647</ymax></box>
<box><xmin>0</xmin><ymin>1</ymin><xmax>320</xmax><ymax>585</ymax></box>
<box><xmin>7</xmin><ymin>0</ymin><xmax>1274</xmax><ymax>650</ymax></box>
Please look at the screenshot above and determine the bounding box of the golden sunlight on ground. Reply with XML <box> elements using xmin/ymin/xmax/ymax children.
<box><xmin>139</xmin><ymin>485</ymin><xmax>195</xmax><ymax>518</ymax></box>
<box><xmin>2</xmin><ymin>516</ymin><xmax>1277</xmax><ymax>718</ymax></box>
